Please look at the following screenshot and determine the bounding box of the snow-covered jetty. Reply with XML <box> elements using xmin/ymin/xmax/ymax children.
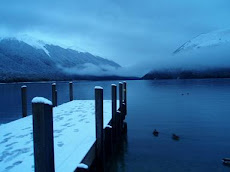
<box><xmin>0</xmin><ymin>82</ymin><xmax>127</xmax><ymax>172</ymax></box>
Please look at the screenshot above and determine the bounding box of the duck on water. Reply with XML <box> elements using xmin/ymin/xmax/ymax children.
<box><xmin>172</xmin><ymin>133</ymin><xmax>180</xmax><ymax>140</ymax></box>
<box><xmin>222</xmin><ymin>158</ymin><xmax>230</xmax><ymax>166</ymax></box>
<box><xmin>153</xmin><ymin>129</ymin><xmax>159</xmax><ymax>136</ymax></box>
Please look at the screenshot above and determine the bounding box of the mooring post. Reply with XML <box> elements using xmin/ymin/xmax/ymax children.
<box><xmin>119</xmin><ymin>82</ymin><xmax>125</xmax><ymax>135</ymax></box>
<box><xmin>95</xmin><ymin>86</ymin><xmax>104</xmax><ymax>172</ymax></box>
<box><xmin>116</xmin><ymin>111</ymin><xmax>122</xmax><ymax>137</ymax></box>
<box><xmin>32</xmin><ymin>97</ymin><xmax>55</xmax><ymax>172</ymax></box>
<box><xmin>52</xmin><ymin>83</ymin><xmax>57</xmax><ymax>107</ymax></box>
<box><xmin>21</xmin><ymin>85</ymin><xmax>27</xmax><ymax>117</ymax></box>
<box><xmin>123</xmin><ymin>81</ymin><xmax>127</xmax><ymax>115</ymax></box>
<box><xmin>69</xmin><ymin>82</ymin><xmax>74</xmax><ymax>101</ymax></box>
<box><xmin>112</xmin><ymin>84</ymin><xmax>117</xmax><ymax>139</ymax></box>
<box><xmin>123</xmin><ymin>122</ymin><xmax>128</xmax><ymax>134</ymax></box>
<box><xmin>104</xmin><ymin>125</ymin><xmax>112</xmax><ymax>161</ymax></box>
<box><xmin>55</xmin><ymin>90</ymin><xmax>57</xmax><ymax>106</ymax></box>
<box><xmin>119</xmin><ymin>82</ymin><xmax>123</xmax><ymax>111</ymax></box>
<box><xmin>76</xmin><ymin>165</ymin><xmax>89</xmax><ymax>172</ymax></box>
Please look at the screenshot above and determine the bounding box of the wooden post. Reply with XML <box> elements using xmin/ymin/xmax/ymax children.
<box><xmin>123</xmin><ymin>122</ymin><xmax>128</xmax><ymax>134</ymax></box>
<box><xmin>21</xmin><ymin>86</ymin><xmax>27</xmax><ymax>117</ymax></box>
<box><xmin>119</xmin><ymin>82</ymin><xmax>123</xmax><ymax>110</ymax></box>
<box><xmin>116</xmin><ymin>111</ymin><xmax>122</xmax><ymax>137</ymax></box>
<box><xmin>32</xmin><ymin>97</ymin><xmax>55</xmax><ymax>172</ymax></box>
<box><xmin>52</xmin><ymin>83</ymin><xmax>57</xmax><ymax>107</ymax></box>
<box><xmin>104</xmin><ymin>126</ymin><xmax>112</xmax><ymax>161</ymax></box>
<box><xmin>55</xmin><ymin>90</ymin><xmax>57</xmax><ymax>106</ymax></box>
<box><xmin>76</xmin><ymin>166</ymin><xmax>89</xmax><ymax>172</ymax></box>
<box><xmin>95</xmin><ymin>86</ymin><xmax>104</xmax><ymax>172</ymax></box>
<box><xmin>123</xmin><ymin>81</ymin><xmax>127</xmax><ymax>115</ymax></box>
<box><xmin>111</xmin><ymin>84</ymin><xmax>117</xmax><ymax>140</ymax></box>
<box><xmin>69</xmin><ymin>82</ymin><xmax>73</xmax><ymax>101</ymax></box>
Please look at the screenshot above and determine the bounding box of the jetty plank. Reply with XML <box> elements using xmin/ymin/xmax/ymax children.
<box><xmin>0</xmin><ymin>100</ymin><xmax>113</xmax><ymax>172</ymax></box>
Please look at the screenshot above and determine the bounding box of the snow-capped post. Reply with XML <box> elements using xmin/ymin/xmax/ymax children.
<box><xmin>123</xmin><ymin>81</ymin><xmax>127</xmax><ymax>115</ymax></box>
<box><xmin>119</xmin><ymin>82</ymin><xmax>123</xmax><ymax>110</ymax></box>
<box><xmin>95</xmin><ymin>86</ymin><xmax>104</xmax><ymax>172</ymax></box>
<box><xmin>69</xmin><ymin>82</ymin><xmax>73</xmax><ymax>101</ymax></box>
<box><xmin>21</xmin><ymin>85</ymin><xmax>27</xmax><ymax>117</ymax></box>
<box><xmin>32</xmin><ymin>97</ymin><xmax>55</xmax><ymax>172</ymax></box>
<box><xmin>52</xmin><ymin>83</ymin><xmax>57</xmax><ymax>107</ymax></box>
<box><xmin>111</xmin><ymin>84</ymin><xmax>117</xmax><ymax>140</ymax></box>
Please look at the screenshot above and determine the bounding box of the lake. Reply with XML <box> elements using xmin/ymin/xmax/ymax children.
<box><xmin>1</xmin><ymin>79</ymin><xmax>230</xmax><ymax>171</ymax></box>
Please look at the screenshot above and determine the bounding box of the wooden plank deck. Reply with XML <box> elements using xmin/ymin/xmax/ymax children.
<box><xmin>0</xmin><ymin>100</ymin><xmax>113</xmax><ymax>172</ymax></box>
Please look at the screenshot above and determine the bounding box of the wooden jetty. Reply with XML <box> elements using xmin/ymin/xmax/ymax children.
<box><xmin>0</xmin><ymin>81</ymin><xmax>127</xmax><ymax>172</ymax></box>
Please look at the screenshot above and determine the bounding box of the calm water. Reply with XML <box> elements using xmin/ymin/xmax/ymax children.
<box><xmin>1</xmin><ymin>79</ymin><xmax>230</xmax><ymax>171</ymax></box>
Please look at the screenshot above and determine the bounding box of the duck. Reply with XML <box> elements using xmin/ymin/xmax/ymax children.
<box><xmin>172</xmin><ymin>133</ymin><xmax>180</xmax><ymax>140</ymax></box>
<box><xmin>222</xmin><ymin>158</ymin><xmax>230</xmax><ymax>166</ymax></box>
<box><xmin>153</xmin><ymin>129</ymin><xmax>159</xmax><ymax>136</ymax></box>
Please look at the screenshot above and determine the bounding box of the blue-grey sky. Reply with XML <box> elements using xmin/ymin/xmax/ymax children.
<box><xmin>1</xmin><ymin>0</ymin><xmax>230</xmax><ymax>67</ymax></box>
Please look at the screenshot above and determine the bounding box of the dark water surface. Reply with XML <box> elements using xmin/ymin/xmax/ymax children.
<box><xmin>1</xmin><ymin>79</ymin><xmax>230</xmax><ymax>171</ymax></box>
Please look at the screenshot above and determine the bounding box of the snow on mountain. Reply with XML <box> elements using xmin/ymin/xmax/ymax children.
<box><xmin>0</xmin><ymin>35</ymin><xmax>51</xmax><ymax>56</ymax></box>
<box><xmin>143</xmin><ymin>28</ymin><xmax>230</xmax><ymax>80</ymax></box>
<box><xmin>0</xmin><ymin>36</ymin><xmax>120</xmax><ymax>82</ymax></box>
<box><xmin>174</xmin><ymin>28</ymin><xmax>230</xmax><ymax>54</ymax></box>
<box><xmin>17</xmin><ymin>35</ymin><xmax>51</xmax><ymax>57</ymax></box>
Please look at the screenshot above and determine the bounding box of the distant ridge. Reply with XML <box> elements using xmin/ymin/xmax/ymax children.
<box><xmin>142</xmin><ymin>68</ymin><xmax>230</xmax><ymax>80</ymax></box>
<box><xmin>0</xmin><ymin>36</ymin><xmax>121</xmax><ymax>82</ymax></box>
<box><xmin>144</xmin><ymin>28</ymin><xmax>230</xmax><ymax>80</ymax></box>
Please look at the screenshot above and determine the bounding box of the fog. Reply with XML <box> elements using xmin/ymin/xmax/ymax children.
<box><xmin>153</xmin><ymin>45</ymin><xmax>230</xmax><ymax>69</ymax></box>
<box><xmin>1</xmin><ymin>0</ymin><xmax>230</xmax><ymax>76</ymax></box>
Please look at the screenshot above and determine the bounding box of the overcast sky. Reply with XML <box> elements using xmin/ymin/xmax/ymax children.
<box><xmin>1</xmin><ymin>0</ymin><xmax>230</xmax><ymax>67</ymax></box>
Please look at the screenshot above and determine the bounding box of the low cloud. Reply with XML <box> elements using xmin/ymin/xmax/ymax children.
<box><xmin>148</xmin><ymin>44</ymin><xmax>230</xmax><ymax>71</ymax></box>
<box><xmin>57</xmin><ymin>62</ymin><xmax>152</xmax><ymax>78</ymax></box>
<box><xmin>57</xmin><ymin>41</ymin><xmax>230</xmax><ymax>77</ymax></box>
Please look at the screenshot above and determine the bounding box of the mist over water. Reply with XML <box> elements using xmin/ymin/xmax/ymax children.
<box><xmin>151</xmin><ymin>44</ymin><xmax>230</xmax><ymax>71</ymax></box>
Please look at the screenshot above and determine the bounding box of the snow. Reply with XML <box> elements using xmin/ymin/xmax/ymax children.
<box><xmin>106</xmin><ymin>125</ymin><xmax>112</xmax><ymax>128</ymax></box>
<box><xmin>31</xmin><ymin>97</ymin><xmax>53</xmax><ymax>106</ymax></box>
<box><xmin>77</xmin><ymin>163</ymin><xmax>88</xmax><ymax>169</ymax></box>
<box><xmin>111</xmin><ymin>84</ymin><xmax>116</xmax><ymax>86</ymax></box>
<box><xmin>21</xmin><ymin>85</ymin><xmax>27</xmax><ymax>88</ymax></box>
<box><xmin>0</xmin><ymin>34</ymin><xmax>51</xmax><ymax>57</ymax></box>
<box><xmin>174</xmin><ymin>28</ymin><xmax>230</xmax><ymax>54</ymax></box>
<box><xmin>0</xmin><ymin>100</ymin><xmax>113</xmax><ymax>172</ymax></box>
<box><xmin>95</xmin><ymin>86</ymin><xmax>103</xmax><ymax>89</ymax></box>
<box><xmin>16</xmin><ymin>34</ymin><xmax>51</xmax><ymax>57</ymax></box>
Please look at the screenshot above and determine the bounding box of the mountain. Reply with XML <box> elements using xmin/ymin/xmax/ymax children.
<box><xmin>143</xmin><ymin>29</ymin><xmax>230</xmax><ymax>80</ymax></box>
<box><xmin>143</xmin><ymin>68</ymin><xmax>230</xmax><ymax>80</ymax></box>
<box><xmin>173</xmin><ymin>28</ymin><xmax>230</xmax><ymax>54</ymax></box>
<box><xmin>0</xmin><ymin>37</ymin><xmax>121</xmax><ymax>82</ymax></box>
